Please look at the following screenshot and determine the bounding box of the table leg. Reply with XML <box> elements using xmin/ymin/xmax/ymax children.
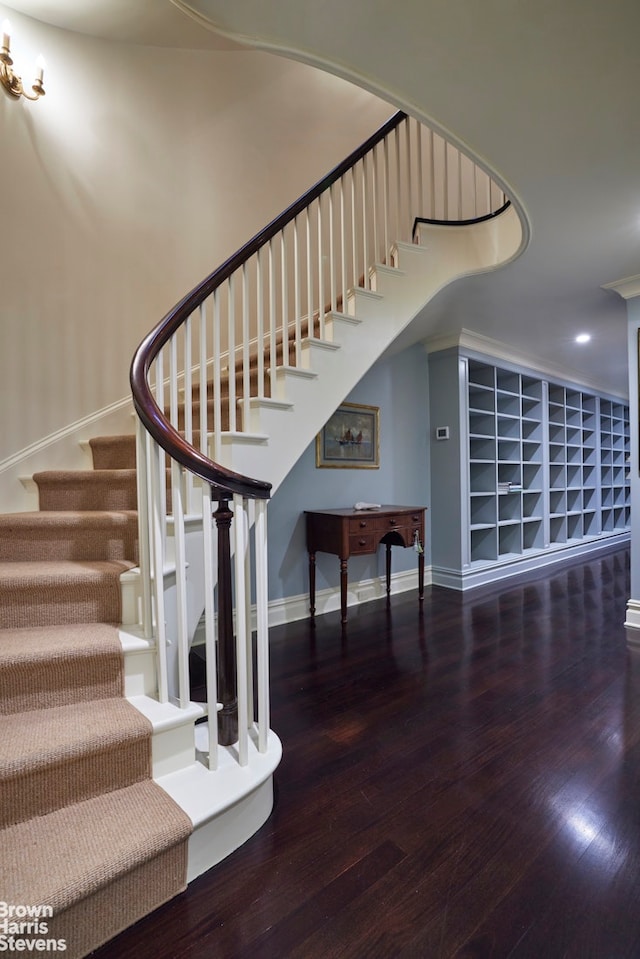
<box><xmin>340</xmin><ymin>558</ymin><xmax>348</xmax><ymax>624</ymax></box>
<box><xmin>418</xmin><ymin>548</ymin><xmax>425</xmax><ymax>601</ymax></box>
<box><xmin>309</xmin><ymin>551</ymin><xmax>316</xmax><ymax>621</ymax></box>
<box><xmin>386</xmin><ymin>542</ymin><xmax>392</xmax><ymax>601</ymax></box>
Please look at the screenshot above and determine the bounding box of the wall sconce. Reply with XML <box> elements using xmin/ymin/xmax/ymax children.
<box><xmin>0</xmin><ymin>21</ymin><xmax>45</xmax><ymax>101</ymax></box>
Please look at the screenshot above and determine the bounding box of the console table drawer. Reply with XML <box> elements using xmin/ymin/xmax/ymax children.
<box><xmin>349</xmin><ymin>533</ymin><xmax>377</xmax><ymax>554</ymax></box>
<box><xmin>349</xmin><ymin>512</ymin><xmax>424</xmax><ymax>534</ymax></box>
<box><xmin>349</xmin><ymin>515</ymin><xmax>378</xmax><ymax>533</ymax></box>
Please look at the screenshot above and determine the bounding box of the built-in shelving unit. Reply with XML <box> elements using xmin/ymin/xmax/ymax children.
<box><xmin>428</xmin><ymin>346</ymin><xmax>630</xmax><ymax>590</ymax></box>
<box><xmin>468</xmin><ymin>360</ymin><xmax>548</xmax><ymax>565</ymax></box>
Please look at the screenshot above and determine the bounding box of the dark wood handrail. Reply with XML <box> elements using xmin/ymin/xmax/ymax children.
<box><xmin>130</xmin><ymin>110</ymin><xmax>408</xmax><ymax>500</ymax></box>
<box><xmin>412</xmin><ymin>200</ymin><xmax>511</xmax><ymax>238</ymax></box>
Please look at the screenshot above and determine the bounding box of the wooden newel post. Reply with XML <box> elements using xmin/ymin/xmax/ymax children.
<box><xmin>214</xmin><ymin>494</ymin><xmax>238</xmax><ymax>746</ymax></box>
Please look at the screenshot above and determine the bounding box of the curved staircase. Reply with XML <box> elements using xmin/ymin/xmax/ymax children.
<box><xmin>0</xmin><ymin>110</ymin><xmax>523</xmax><ymax>958</ymax></box>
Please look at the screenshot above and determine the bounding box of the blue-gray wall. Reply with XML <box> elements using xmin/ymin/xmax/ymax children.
<box><xmin>267</xmin><ymin>343</ymin><xmax>431</xmax><ymax>601</ymax></box>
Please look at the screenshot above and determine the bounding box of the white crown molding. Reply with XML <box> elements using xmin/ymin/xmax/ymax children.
<box><xmin>602</xmin><ymin>274</ymin><xmax>640</xmax><ymax>301</ymax></box>
<box><xmin>424</xmin><ymin>328</ymin><xmax>629</xmax><ymax>399</ymax></box>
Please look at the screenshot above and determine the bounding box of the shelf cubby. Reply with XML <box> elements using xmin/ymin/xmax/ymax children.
<box><xmin>523</xmin><ymin>519</ymin><xmax>544</xmax><ymax>551</ymax></box>
<box><xmin>550</xmin><ymin>515</ymin><xmax>567</xmax><ymax>543</ymax></box>
<box><xmin>470</xmin><ymin>494</ymin><xmax>497</xmax><ymax>527</ymax></box>
<box><xmin>522</xmin><ymin>491</ymin><xmax>543</xmax><ymax>519</ymax></box>
<box><xmin>498</xmin><ymin>523</ymin><xmax>521</xmax><ymax>556</ymax></box>
<box><xmin>470</xmin><ymin>461</ymin><xmax>496</xmax><ymax>493</ymax></box>
<box><xmin>471</xmin><ymin>526</ymin><xmax>498</xmax><ymax>562</ymax></box>
<box><xmin>470</xmin><ymin>436</ymin><xmax>495</xmax><ymax>461</ymax></box>
<box><xmin>499</xmin><ymin>494</ymin><xmax>522</xmax><ymax>523</ymax></box>
<box><xmin>469</xmin><ymin>384</ymin><xmax>495</xmax><ymax>413</ymax></box>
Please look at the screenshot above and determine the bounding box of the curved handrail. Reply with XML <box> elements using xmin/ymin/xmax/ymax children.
<box><xmin>412</xmin><ymin>199</ymin><xmax>511</xmax><ymax>237</ymax></box>
<box><xmin>130</xmin><ymin>110</ymin><xmax>408</xmax><ymax>501</ymax></box>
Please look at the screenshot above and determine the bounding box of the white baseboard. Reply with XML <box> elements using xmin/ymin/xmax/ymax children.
<box><xmin>433</xmin><ymin>532</ymin><xmax>630</xmax><ymax>593</ymax></box>
<box><xmin>267</xmin><ymin>566</ymin><xmax>432</xmax><ymax>627</ymax></box>
<box><xmin>625</xmin><ymin>599</ymin><xmax>640</xmax><ymax>637</ymax></box>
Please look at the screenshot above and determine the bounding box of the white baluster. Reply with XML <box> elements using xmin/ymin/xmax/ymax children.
<box><xmin>371</xmin><ymin>145</ymin><xmax>379</xmax><ymax>266</ymax></box>
<box><xmin>383</xmin><ymin>135</ymin><xmax>390</xmax><ymax>261</ymax></box>
<box><xmin>201</xmin><ymin>481</ymin><xmax>219</xmax><ymax>770</ymax></box>
<box><xmin>428</xmin><ymin>128</ymin><xmax>436</xmax><ymax>220</ymax></box>
<box><xmin>340</xmin><ymin>177</ymin><xmax>347</xmax><ymax>311</ymax></box>
<box><xmin>317</xmin><ymin>196</ymin><xmax>324</xmax><ymax>338</ymax></box>
<box><xmin>362</xmin><ymin>156</ymin><xmax>369</xmax><ymax>289</ymax></box>
<box><xmin>405</xmin><ymin>118</ymin><xmax>412</xmax><ymax>239</ymax></box>
<box><xmin>280</xmin><ymin>230</ymin><xmax>288</xmax><ymax>366</ymax></box>
<box><xmin>150</xmin><ymin>436</ymin><xmax>168</xmax><ymax>704</ymax></box>
<box><xmin>233</xmin><ymin>494</ymin><xmax>249</xmax><ymax>766</ymax></box>
<box><xmin>256</xmin><ymin>247</ymin><xmax>265</xmax><ymax>398</ymax></box>
<box><xmin>416</xmin><ymin>121</ymin><xmax>424</xmax><ymax>222</ymax></box>
<box><xmin>293</xmin><ymin>216</ymin><xmax>301</xmax><ymax>366</ymax></box>
<box><xmin>350</xmin><ymin>166</ymin><xmax>357</xmax><ymax>290</ymax></box>
<box><xmin>269</xmin><ymin>238</ymin><xmax>277</xmax><ymax>382</ymax></box>
<box><xmin>329</xmin><ymin>183</ymin><xmax>336</xmax><ymax>314</ymax></box>
<box><xmin>255</xmin><ymin>498</ymin><xmax>270</xmax><ymax>753</ymax></box>
<box><xmin>199</xmin><ymin>300</ymin><xmax>208</xmax><ymax>456</ymax></box>
<box><xmin>212</xmin><ymin>290</ymin><xmax>222</xmax><ymax>463</ymax></box>
<box><xmin>227</xmin><ymin>277</ymin><xmax>236</xmax><ymax>432</ymax></box>
<box><xmin>171</xmin><ymin>459</ymin><xmax>190</xmax><ymax>708</ymax></box>
<box><xmin>306</xmin><ymin>207</ymin><xmax>313</xmax><ymax>339</ymax></box>
<box><xmin>242</xmin><ymin>262</ymin><xmax>250</xmax><ymax>417</ymax></box>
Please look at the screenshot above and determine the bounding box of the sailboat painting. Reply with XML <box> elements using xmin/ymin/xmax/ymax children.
<box><xmin>316</xmin><ymin>402</ymin><xmax>380</xmax><ymax>469</ymax></box>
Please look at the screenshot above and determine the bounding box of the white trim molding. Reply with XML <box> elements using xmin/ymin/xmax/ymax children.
<box><xmin>624</xmin><ymin>599</ymin><xmax>640</xmax><ymax>638</ymax></box>
<box><xmin>602</xmin><ymin>274</ymin><xmax>640</xmax><ymax>301</ymax></box>
<box><xmin>423</xmin><ymin>328</ymin><xmax>628</xmax><ymax>400</ymax></box>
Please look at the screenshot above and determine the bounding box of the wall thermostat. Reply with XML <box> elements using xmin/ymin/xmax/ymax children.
<box><xmin>435</xmin><ymin>426</ymin><xmax>450</xmax><ymax>440</ymax></box>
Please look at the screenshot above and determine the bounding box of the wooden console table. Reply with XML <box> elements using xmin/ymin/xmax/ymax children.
<box><xmin>305</xmin><ymin>505</ymin><xmax>426</xmax><ymax>624</ymax></box>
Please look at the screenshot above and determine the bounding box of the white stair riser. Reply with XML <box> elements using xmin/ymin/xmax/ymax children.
<box><xmin>152</xmin><ymin>722</ymin><xmax>198</xmax><ymax>778</ymax></box>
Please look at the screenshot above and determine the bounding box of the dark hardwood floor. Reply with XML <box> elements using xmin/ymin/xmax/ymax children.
<box><xmin>92</xmin><ymin>544</ymin><xmax>640</xmax><ymax>959</ymax></box>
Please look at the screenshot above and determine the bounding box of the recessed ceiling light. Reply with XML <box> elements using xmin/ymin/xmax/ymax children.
<box><xmin>575</xmin><ymin>333</ymin><xmax>591</xmax><ymax>344</ymax></box>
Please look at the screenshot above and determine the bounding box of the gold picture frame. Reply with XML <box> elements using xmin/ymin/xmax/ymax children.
<box><xmin>316</xmin><ymin>402</ymin><xmax>380</xmax><ymax>469</ymax></box>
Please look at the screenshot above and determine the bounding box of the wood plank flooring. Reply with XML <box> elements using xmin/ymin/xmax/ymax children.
<box><xmin>91</xmin><ymin>544</ymin><xmax>640</xmax><ymax>959</ymax></box>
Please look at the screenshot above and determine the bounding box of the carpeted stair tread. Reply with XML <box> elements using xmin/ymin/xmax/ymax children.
<box><xmin>33</xmin><ymin>469</ymin><xmax>139</xmax><ymax>511</ymax></box>
<box><xmin>3</xmin><ymin>780</ymin><xmax>192</xmax><ymax>958</ymax></box>
<box><xmin>0</xmin><ymin>698</ymin><xmax>152</xmax><ymax>827</ymax></box>
<box><xmin>0</xmin><ymin>559</ymin><xmax>135</xmax><ymax>628</ymax></box>
<box><xmin>89</xmin><ymin>434</ymin><xmax>136</xmax><ymax>470</ymax></box>
<box><xmin>0</xmin><ymin>622</ymin><xmax>123</xmax><ymax>714</ymax></box>
<box><xmin>0</xmin><ymin>510</ymin><xmax>138</xmax><ymax>562</ymax></box>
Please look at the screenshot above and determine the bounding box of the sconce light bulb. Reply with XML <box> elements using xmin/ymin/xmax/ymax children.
<box><xmin>36</xmin><ymin>54</ymin><xmax>45</xmax><ymax>82</ymax></box>
<box><xmin>1</xmin><ymin>19</ymin><xmax>11</xmax><ymax>50</ymax></box>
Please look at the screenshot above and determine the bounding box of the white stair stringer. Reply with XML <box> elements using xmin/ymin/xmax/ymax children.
<box><xmin>216</xmin><ymin>206</ymin><xmax>522</xmax><ymax>497</ymax></box>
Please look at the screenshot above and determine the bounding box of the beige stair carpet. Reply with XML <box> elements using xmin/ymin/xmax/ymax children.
<box><xmin>0</xmin><ymin>431</ymin><xmax>193</xmax><ymax>959</ymax></box>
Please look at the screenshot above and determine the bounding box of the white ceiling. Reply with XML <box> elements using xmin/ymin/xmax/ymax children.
<box><xmin>6</xmin><ymin>0</ymin><xmax>639</xmax><ymax>396</ymax></box>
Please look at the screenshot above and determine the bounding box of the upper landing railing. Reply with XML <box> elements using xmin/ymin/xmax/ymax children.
<box><xmin>129</xmin><ymin>110</ymin><xmax>509</xmax><ymax>773</ymax></box>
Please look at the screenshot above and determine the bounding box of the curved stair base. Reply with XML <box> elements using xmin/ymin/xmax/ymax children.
<box><xmin>157</xmin><ymin>728</ymin><xmax>283</xmax><ymax>882</ymax></box>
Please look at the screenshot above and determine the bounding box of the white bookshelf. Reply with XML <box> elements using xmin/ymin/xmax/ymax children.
<box><xmin>428</xmin><ymin>347</ymin><xmax>630</xmax><ymax>588</ymax></box>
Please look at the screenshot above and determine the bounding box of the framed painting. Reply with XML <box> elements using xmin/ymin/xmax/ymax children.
<box><xmin>316</xmin><ymin>402</ymin><xmax>380</xmax><ymax>469</ymax></box>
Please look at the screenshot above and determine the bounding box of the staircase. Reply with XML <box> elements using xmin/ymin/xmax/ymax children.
<box><xmin>0</xmin><ymin>437</ymin><xmax>193</xmax><ymax>959</ymax></box>
<box><xmin>0</xmin><ymin>111</ymin><xmax>523</xmax><ymax>958</ymax></box>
